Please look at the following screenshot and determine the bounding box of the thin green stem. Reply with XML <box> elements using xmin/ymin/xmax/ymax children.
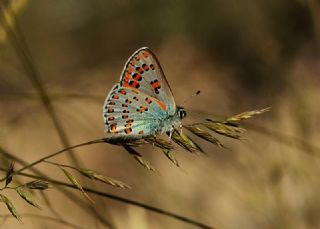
<box><xmin>44</xmin><ymin>160</ymin><xmax>79</xmax><ymax>171</ymax></box>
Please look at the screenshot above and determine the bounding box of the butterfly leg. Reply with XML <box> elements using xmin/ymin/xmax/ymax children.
<box><xmin>168</xmin><ymin>126</ymin><xmax>175</xmax><ymax>142</ymax></box>
<box><xmin>179</xmin><ymin>124</ymin><xmax>183</xmax><ymax>135</ymax></box>
<box><xmin>152</xmin><ymin>134</ymin><xmax>157</xmax><ymax>148</ymax></box>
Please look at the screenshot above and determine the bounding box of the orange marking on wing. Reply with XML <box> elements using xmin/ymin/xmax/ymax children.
<box><xmin>124</xmin><ymin>73</ymin><xmax>130</xmax><ymax>82</ymax></box>
<box><xmin>111</xmin><ymin>124</ymin><xmax>117</xmax><ymax>133</ymax></box>
<box><xmin>152</xmin><ymin>81</ymin><xmax>161</xmax><ymax>89</ymax></box>
<box><xmin>138</xmin><ymin>68</ymin><xmax>144</xmax><ymax>74</ymax></box>
<box><xmin>133</xmin><ymin>73</ymin><xmax>141</xmax><ymax>81</ymax></box>
<box><xmin>132</xmin><ymin>90</ymin><xmax>139</xmax><ymax>94</ymax></box>
<box><xmin>142</xmin><ymin>64</ymin><xmax>149</xmax><ymax>71</ymax></box>
<box><xmin>132</xmin><ymin>81</ymin><xmax>140</xmax><ymax>88</ymax></box>
<box><xmin>145</xmin><ymin>97</ymin><xmax>152</xmax><ymax>104</ymax></box>
<box><xmin>125</xmin><ymin>128</ymin><xmax>132</xmax><ymax>134</ymax></box>
<box><xmin>137</xmin><ymin>106</ymin><xmax>148</xmax><ymax>113</ymax></box>
<box><xmin>119</xmin><ymin>90</ymin><xmax>127</xmax><ymax>95</ymax></box>
<box><xmin>142</xmin><ymin>51</ymin><xmax>149</xmax><ymax>58</ymax></box>
<box><xmin>156</xmin><ymin>100</ymin><xmax>167</xmax><ymax>111</ymax></box>
<box><xmin>139</xmin><ymin>130</ymin><xmax>144</xmax><ymax>135</ymax></box>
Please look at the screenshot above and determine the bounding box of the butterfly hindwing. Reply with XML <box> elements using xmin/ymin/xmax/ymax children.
<box><xmin>103</xmin><ymin>84</ymin><xmax>168</xmax><ymax>139</ymax></box>
<box><xmin>119</xmin><ymin>47</ymin><xmax>176</xmax><ymax>115</ymax></box>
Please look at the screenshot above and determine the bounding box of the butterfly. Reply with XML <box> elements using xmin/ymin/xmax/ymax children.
<box><xmin>103</xmin><ymin>47</ymin><xmax>187</xmax><ymax>143</ymax></box>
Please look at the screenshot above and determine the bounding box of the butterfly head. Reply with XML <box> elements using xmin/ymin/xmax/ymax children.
<box><xmin>177</xmin><ymin>106</ymin><xmax>187</xmax><ymax>120</ymax></box>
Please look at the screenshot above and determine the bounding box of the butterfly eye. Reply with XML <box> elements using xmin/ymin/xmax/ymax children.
<box><xmin>178</xmin><ymin>107</ymin><xmax>187</xmax><ymax>119</ymax></box>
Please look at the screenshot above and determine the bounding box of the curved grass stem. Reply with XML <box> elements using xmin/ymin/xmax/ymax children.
<box><xmin>0</xmin><ymin>138</ymin><xmax>107</xmax><ymax>183</ymax></box>
<box><xmin>3</xmin><ymin>169</ymin><xmax>214</xmax><ymax>229</ymax></box>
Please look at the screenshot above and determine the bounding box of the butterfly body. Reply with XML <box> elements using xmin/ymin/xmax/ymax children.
<box><xmin>103</xmin><ymin>47</ymin><xmax>186</xmax><ymax>143</ymax></box>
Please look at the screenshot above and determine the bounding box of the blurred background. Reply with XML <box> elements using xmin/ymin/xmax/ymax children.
<box><xmin>1</xmin><ymin>0</ymin><xmax>320</xmax><ymax>228</ymax></box>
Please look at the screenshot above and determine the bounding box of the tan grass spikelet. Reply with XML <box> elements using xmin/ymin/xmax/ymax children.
<box><xmin>184</xmin><ymin>125</ymin><xmax>227</xmax><ymax>149</ymax></box>
<box><xmin>162</xmin><ymin>149</ymin><xmax>180</xmax><ymax>167</ymax></box>
<box><xmin>16</xmin><ymin>187</ymin><xmax>40</xmax><ymax>209</ymax></box>
<box><xmin>226</xmin><ymin>107</ymin><xmax>271</xmax><ymax>122</ymax></box>
<box><xmin>123</xmin><ymin>146</ymin><xmax>157</xmax><ymax>172</ymax></box>
<box><xmin>0</xmin><ymin>193</ymin><xmax>21</xmax><ymax>222</ymax></box>
<box><xmin>80</xmin><ymin>169</ymin><xmax>131</xmax><ymax>189</ymax></box>
<box><xmin>171</xmin><ymin>130</ymin><xmax>203</xmax><ymax>153</ymax></box>
<box><xmin>25</xmin><ymin>180</ymin><xmax>49</xmax><ymax>190</ymax></box>
<box><xmin>4</xmin><ymin>162</ymin><xmax>14</xmax><ymax>187</ymax></box>
<box><xmin>60</xmin><ymin>168</ymin><xmax>94</xmax><ymax>203</ymax></box>
<box><xmin>204</xmin><ymin>121</ymin><xmax>246</xmax><ymax>140</ymax></box>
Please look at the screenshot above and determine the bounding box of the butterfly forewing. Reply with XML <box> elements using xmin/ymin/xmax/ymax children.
<box><xmin>119</xmin><ymin>47</ymin><xmax>176</xmax><ymax>115</ymax></box>
<box><xmin>103</xmin><ymin>47</ymin><xmax>177</xmax><ymax>141</ymax></box>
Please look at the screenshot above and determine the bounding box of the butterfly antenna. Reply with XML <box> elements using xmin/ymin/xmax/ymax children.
<box><xmin>182</xmin><ymin>90</ymin><xmax>201</xmax><ymax>106</ymax></box>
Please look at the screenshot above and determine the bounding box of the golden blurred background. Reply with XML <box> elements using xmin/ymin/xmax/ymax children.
<box><xmin>1</xmin><ymin>0</ymin><xmax>320</xmax><ymax>228</ymax></box>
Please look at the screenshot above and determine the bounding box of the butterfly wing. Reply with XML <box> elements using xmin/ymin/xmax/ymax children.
<box><xmin>103</xmin><ymin>84</ymin><xmax>168</xmax><ymax>140</ymax></box>
<box><xmin>119</xmin><ymin>47</ymin><xmax>176</xmax><ymax>116</ymax></box>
